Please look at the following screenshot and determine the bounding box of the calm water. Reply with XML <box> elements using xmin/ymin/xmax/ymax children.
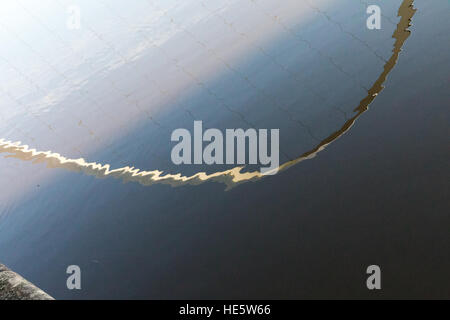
<box><xmin>0</xmin><ymin>0</ymin><xmax>449</xmax><ymax>299</ymax></box>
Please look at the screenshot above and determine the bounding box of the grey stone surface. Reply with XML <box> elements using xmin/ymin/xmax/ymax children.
<box><xmin>0</xmin><ymin>263</ymin><xmax>54</xmax><ymax>300</ymax></box>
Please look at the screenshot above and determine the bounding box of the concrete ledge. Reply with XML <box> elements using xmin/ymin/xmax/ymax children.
<box><xmin>0</xmin><ymin>263</ymin><xmax>54</xmax><ymax>300</ymax></box>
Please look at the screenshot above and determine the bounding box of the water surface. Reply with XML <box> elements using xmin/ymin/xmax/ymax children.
<box><xmin>0</xmin><ymin>0</ymin><xmax>449</xmax><ymax>299</ymax></box>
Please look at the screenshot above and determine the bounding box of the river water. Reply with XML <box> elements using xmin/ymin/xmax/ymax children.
<box><xmin>0</xmin><ymin>0</ymin><xmax>448</xmax><ymax>299</ymax></box>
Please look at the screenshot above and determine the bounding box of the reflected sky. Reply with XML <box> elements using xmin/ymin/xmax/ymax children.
<box><xmin>1</xmin><ymin>0</ymin><xmax>340</xmax><ymax>200</ymax></box>
<box><xmin>0</xmin><ymin>0</ymin><xmax>418</xmax><ymax>191</ymax></box>
<box><xmin>0</xmin><ymin>0</ymin><xmax>414</xmax><ymax>191</ymax></box>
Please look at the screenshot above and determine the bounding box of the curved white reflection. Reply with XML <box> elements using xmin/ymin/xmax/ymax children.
<box><xmin>0</xmin><ymin>0</ymin><xmax>415</xmax><ymax>190</ymax></box>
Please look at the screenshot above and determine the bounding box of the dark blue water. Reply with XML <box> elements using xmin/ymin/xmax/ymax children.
<box><xmin>0</xmin><ymin>0</ymin><xmax>449</xmax><ymax>299</ymax></box>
